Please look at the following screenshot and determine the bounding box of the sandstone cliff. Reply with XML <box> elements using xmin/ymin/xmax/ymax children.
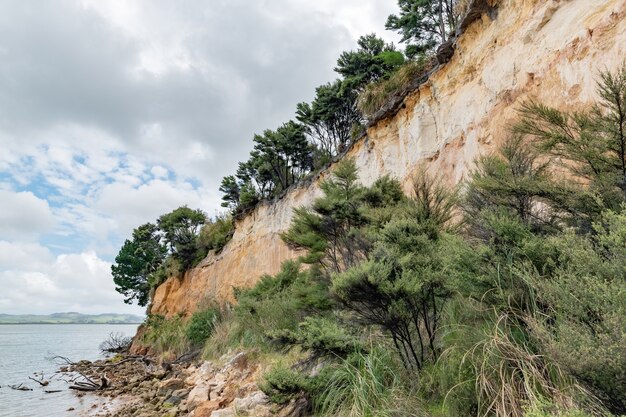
<box><xmin>150</xmin><ymin>0</ymin><xmax>626</xmax><ymax>317</ymax></box>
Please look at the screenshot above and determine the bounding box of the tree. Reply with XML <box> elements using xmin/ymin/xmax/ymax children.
<box><xmin>514</xmin><ymin>65</ymin><xmax>626</xmax><ymax>231</ymax></box>
<box><xmin>386</xmin><ymin>0</ymin><xmax>460</xmax><ymax>58</ymax></box>
<box><xmin>464</xmin><ymin>135</ymin><xmax>570</xmax><ymax>237</ymax></box>
<box><xmin>332</xmin><ymin>173</ymin><xmax>463</xmax><ymax>372</ymax></box>
<box><xmin>111</xmin><ymin>223</ymin><xmax>166</xmax><ymax>306</ymax></box>
<box><xmin>219</xmin><ymin>175</ymin><xmax>240</xmax><ymax>210</ymax></box>
<box><xmin>335</xmin><ymin>34</ymin><xmax>405</xmax><ymax>91</ymax></box>
<box><xmin>157</xmin><ymin>206</ymin><xmax>207</xmax><ymax>270</ymax></box>
<box><xmin>281</xmin><ymin>159</ymin><xmax>369</xmax><ymax>273</ymax></box>
<box><xmin>252</xmin><ymin>121</ymin><xmax>313</xmax><ymax>192</ymax></box>
<box><xmin>296</xmin><ymin>80</ymin><xmax>362</xmax><ymax>158</ymax></box>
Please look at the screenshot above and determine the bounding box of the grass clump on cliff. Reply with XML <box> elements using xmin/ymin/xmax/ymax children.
<box><xmin>140</xmin><ymin>306</ymin><xmax>221</xmax><ymax>358</ymax></box>
<box><xmin>357</xmin><ymin>58</ymin><xmax>433</xmax><ymax>119</ymax></box>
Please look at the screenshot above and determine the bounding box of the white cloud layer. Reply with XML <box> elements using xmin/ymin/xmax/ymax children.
<box><xmin>0</xmin><ymin>0</ymin><xmax>399</xmax><ymax>315</ymax></box>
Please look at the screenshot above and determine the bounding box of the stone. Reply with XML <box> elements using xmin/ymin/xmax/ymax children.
<box><xmin>187</xmin><ymin>383</ymin><xmax>210</xmax><ymax>410</ymax></box>
<box><xmin>232</xmin><ymin>391</ymin><xmax>268</xmax><ymax>411</ymax></box>
<box><xmin>228</xmin><ymin>352</ymin><xmax>249</xmax><ymax>371</ymax></box>
<box><xmin>192</xmin><ymin>400</ymin><xmax>221</xmax><ymax>417</ymax></box>
<box><xmin>158</xmin><ymin>378</ymin><xmax>184</xmax><ymax>395</ymax></box>
<box><xmin>211</xmin><ymin>407</ymin><xmax>236</xmax><ymax>417</ymax></box>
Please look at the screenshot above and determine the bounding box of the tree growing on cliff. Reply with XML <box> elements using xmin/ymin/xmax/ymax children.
<box><xmin>112</xmin><ymin>223</ymin><xmax>166</xmax><ymax>306</ymax></box>
<box><xmin>157</xmin><ymin>206</ymin><xmax>207</xmax><ymax>270</ymax></box>
<box><xmin>386</xmin><ymin>0</ymin><xmax>461</xmax><ymax>58</ymax></box>
<box><xmin>296</xmin><ymin>80</ymin><xmax>362</xmax><ymax>158</ymax></box>
<box><xmin>335</xmin><ymin>33</ymin><xmax>405</xmax><ymax>91</ymax></box>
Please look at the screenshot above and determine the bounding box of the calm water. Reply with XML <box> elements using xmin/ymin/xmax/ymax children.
<box><xmin>0</xmin><ymin>324</ymin><xmax>139</xmax><ymax>417</ymax></box>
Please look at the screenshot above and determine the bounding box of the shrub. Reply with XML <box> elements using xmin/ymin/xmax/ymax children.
<box><xmin>524</xmin><ymin>212</ymin><xmax>626</xmax><ymax>414</ymax></box>
<box><xmin>141</xmin><ymin>314</ymin><xmax>189</xmax><ymax>357</ymax></box>
<box><xmin>260</xmin><ymin>364</ymin><xmax>311</xmax><ymax>405</ymax></box>
<box><xmin>186</xmin><ymin>307</ymin><xmax>220</xmax><ymax>346</ymax></box>
<box><xmin>198</xmin><ymin>215</ymin><xmax>234</xmax><ymax>254</ymax></box>
<box><xmin>231</xmin><ymin>261</ymin><xmax>332</xmax><ymax>350</ymax></box>
<box><xmin>268</xmin><ymin>316</ymin><xmax>362</xmax><ymax>359</ymax></box>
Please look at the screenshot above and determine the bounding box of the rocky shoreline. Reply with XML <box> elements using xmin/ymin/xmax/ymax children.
<box><xmin>60</xmin><ymin>351</ymin><xmax>304</xmax><ymax>417</ymax></box>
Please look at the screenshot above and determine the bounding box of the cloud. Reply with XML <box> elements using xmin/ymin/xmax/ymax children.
<box><xmin>0</xmin><ymin>245</ymin><xmax>144</xmax><ymax>315</ymax></box>
<box><xmin>0</xmin><ymin>0</ymin><xmax>399</xmax><ymax>314</ymax></box>
<box><xmin>0</xmin><ymin>190</ymin><xmax>56</xmax><ymax>240</ymax></box>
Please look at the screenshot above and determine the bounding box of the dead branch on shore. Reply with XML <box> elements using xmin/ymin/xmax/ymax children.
<box><xmin>28</xmin><ymin>376</ymin><xmax>49</xmax><ymax>386</ymax></box>
<box><xmin>49</xmin><ymin>355</ymin><xmax>77</xmax><ymax>366</ymax></box>
<box><xmin>99</xmin><ymin>332</ymin><xmax>132</xmax><ymax>354</ymax></box>
<box><xmin>9</xmin><ymin>383</ymin><xmax>33</xmax><ymax>391</ymax></box>
<box><xmin>69</xmin><ymin>374</ymin><xmax>109</xmax><ymax>392</ymax></box>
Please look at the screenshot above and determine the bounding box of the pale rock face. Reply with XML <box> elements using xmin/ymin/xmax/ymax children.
<box><xmin>151</xmin><ymin>0</ymin><xmax>626</xmax><ymax>317</ymax></box>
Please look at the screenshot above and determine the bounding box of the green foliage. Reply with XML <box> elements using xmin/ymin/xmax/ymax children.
<box><xmin>185</xmin><ymin>308</ymin><xmax>220</xmax><ymax>346</ymax></box>
<box><xmin>464</xmin><ymin>135</ymin><xmax>568</xmax><ymax>237</ymax></box>
<box><xmin>386</xmin><ymin>0</ymin><xmax>460</xmax><ymax>57</ymax></box>
<box><xmin>296</xmin><ymin>80</ymin><xmax>362</xmax><ymax>158</ymax></box>
<box><xmin>513</xmin><ymin>66</ymin><xmax>626</xmax><ymax>231</ymax></box>
<box><xmin>268</xmin><ymin>316</ymin><xmax>362</xmax><ymax>359</ymax></box>
<box><xmin>523</xmin><ymin>211</ymin><xmax>626</xmax><ymax>414</ymax></box>
<box><xmin>232</xmin><ymin>261</ymin><xmax>333</xmax><ymax>350</ymax></box>
<box><xmin>260</xmin><ymin>364</ymin><xmax>312</xmax><ymax>405</ymax></box>
<box><xmin>315</xmin><ymin>348</ymin><xmax>420</xmax><ymax>417</ymax></box>
<box><xmin>157</xmin><ymin>206</ymin><xmax>207</xmax><ymax>270</ymax></box>
<box><xmin>358</xmin><ymin>58</ymin><xmax>431</xmax><ymax>119</ymax></box>
<box><xmin>141</xmin><ymin>314</ymin><xmax>190</xmax><ymax>357</ymax></box>
<box><xmin>335</xmin><ymin>33</ymin><xmax>405</xmax><ymax>91</ymax></box>
<box><xmin>198</xmin><ymin>215</ymin><xmax>234</xmax><ymax>254</ymax></box>
<box><xmin>282</xmin><ymin>159</ymin><xmax>371</xmax><ymax>273</ymax></box>
<box><xmin>112</xmin><ymin>223</ymin><xmax>167</xmax><ymax>306</ymax></box>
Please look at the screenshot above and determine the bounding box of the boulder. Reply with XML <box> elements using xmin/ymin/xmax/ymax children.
<box><xmin>192</xmin><ymin>400</ymin><xmax>221</xmax><ymax>417</ymax></box>
<box><xmin>187</xmin><ymin>384</ymin><xmax>210</xmax><ymax>410</ymax></box>
<box><xmin>232</xmin><ymin>391</ymin><xmax>268</xmax><ymax>412</ymax></box>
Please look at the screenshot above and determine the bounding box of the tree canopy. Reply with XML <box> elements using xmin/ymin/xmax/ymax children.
<box><xmin>111</xmin><ymin>223</ymin><xmax>166</xmax><ymax>307</ymax></box>
<box><xmin>386</xmin><ymin>0</ymin><xmax>460</xmax><ymax>57</ymax></box>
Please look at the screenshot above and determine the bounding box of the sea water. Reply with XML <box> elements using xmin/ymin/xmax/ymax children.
<box><xmin>0</xmin><ymin>324</ymin><xmax>138</xmax><ymax>417</ymax></box>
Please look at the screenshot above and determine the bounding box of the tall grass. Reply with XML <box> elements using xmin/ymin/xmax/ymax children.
<box><xmin>358</xmin><ymin>58</ymin><xmax>433</xmax><ymax>119</ymax></box>
<box><xmin>141</xmin><ymin>315</ymin><xmax>189</xmax><ymax>358</ymax></box>
<box><xmin>315</xmin><ymin>348</ymin><xmax>422</xmax><ymax>417</ymax></box>
<box><xmin>462</xmin><ymin>314</ymin><xmax>600</xmax><ymax>417</ymax></box>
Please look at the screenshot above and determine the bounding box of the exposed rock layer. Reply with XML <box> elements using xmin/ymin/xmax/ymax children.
<box><xmin>151</xmin><ymin>0</ymin><xmax>626</xmax><ymax>317</ymax></box>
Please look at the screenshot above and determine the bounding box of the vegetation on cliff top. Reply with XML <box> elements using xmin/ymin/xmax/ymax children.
<box><xmin>218</xmin><ymin>0</ymin><xmax>463</xmax><ymax>216</ymax></box>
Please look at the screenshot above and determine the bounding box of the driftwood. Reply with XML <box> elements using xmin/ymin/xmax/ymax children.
<box><xmin>44</xmin><ymin>389</ymin><xmax>62</xmax><ymax>394</ymax></box>
<box><xmin>9</xmin><ymin>383</ymin><xmax>32</xmax><ymax>391</ymax></box>
<box><xmin>28</xmin><ymin>376</ymin><xmax>49</xmax><ymax>386</ymax></box>
<box><xmin>69</xmin><ymin>374</ymin><xmax>109</xmax><ymax>392</ymax></box>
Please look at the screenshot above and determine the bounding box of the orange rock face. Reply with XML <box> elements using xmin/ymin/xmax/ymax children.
<box><xmin>150</xmin><ymin>0</ymin><xmax>626</xmax><ymax>317</ymax></box>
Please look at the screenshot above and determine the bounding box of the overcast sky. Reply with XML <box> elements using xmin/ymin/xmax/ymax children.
<box><xmin>0</xmin><ymin>0</ymin><xmax>400</xmax><ymax>315</ymax></box>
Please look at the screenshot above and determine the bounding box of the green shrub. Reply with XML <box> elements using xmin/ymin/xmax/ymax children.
<box><xmin>186</xmin><ymin>307</ymin><xmax>220</xmax><ymax>346</ymax></box>
<box><xmin>268</xmin><ymin>316</ymin><xmax>362</xmax><ymax>358</ymax></box>
<box><xmin>231</xmin><ymin>261</ymin><xmax>332</xmax><ymax>350</ymax></box>
<box><xmin>141</xmin><ymin>314</ymin><xmax>189</xmax><ymax>357</ymax></box>
<box><xmin>198</xmin><ymin>215</ymin><xmax>235</xmax><ymax>254</ymax></box>
<box><xmin>260</xmin><ymin>364</ymin><xmax>311</xmax><ymax>405</ymax></box>
<box><xmin>524</xmin><ymin>213</ymin><xmax>626</xmax><ymax>414</ymax></box>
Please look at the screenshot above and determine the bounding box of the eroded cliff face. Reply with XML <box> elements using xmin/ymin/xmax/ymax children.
<box><xmin>151</xmin><ymin>0</ymin><xmax>626</xmax><ymax>317</ymax></box>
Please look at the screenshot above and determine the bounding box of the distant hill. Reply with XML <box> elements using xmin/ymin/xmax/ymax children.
<box><xmin>0</xmin><ymin>312</ymin><xmax>144</xmax><ymax>324</ymax></box>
